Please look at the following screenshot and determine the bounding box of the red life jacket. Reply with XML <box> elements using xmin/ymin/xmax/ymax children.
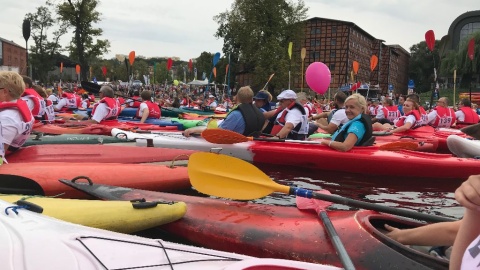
<box><xmin>432</xmin><ymin>106</ymin><xmax>456</xmax><ymax>128</ymax></box>
<box><xmin>136</xmin><ymin>101</ymin><xmax>161</xmax><ymax>119</ymax></box>
<box><xmin>60</xmin><ymin>92</ymin><xmax>81</xmax><ymax>111</ymax></box>
<box><xmin>395</xmin><ymin>110</ymin><xmax>421</xmax><ymax>129</ymax></box>
<box><xmin>21</xmin><ymin>88</ymin><xmax>45</xmax><ymax>117</ymax></box>
<box><xmin>88</xmin><ymin>94</ymin><xmax>96</xmax><ymax>102</ymax></box>
<box><xmin>129</xmin><ymin>96</ymin><xmax>141</xmax><ymax>108</ymax></box>
<box><xmin>381</xmin><ymin>105</ymin><xmax>400</xmax><ymax>122</ymax></box>
<box><xmin>459</xmin><ymin>107</ymin><xmax>480</xmax><ymax>124</ymax></box>
<box><xmin>91</xmin><ymin>97</ymin><xmax>120</xmax><ymax>120</ymax></box>
<box><xmin>418</xmin><ymin>106</ymin><xmax>428</xmax><ymax>126</ymax></box>
<box><xmin>271</xmin><ymin>102</ymin><xmax>308</xmax><ymax>139</ymax></box>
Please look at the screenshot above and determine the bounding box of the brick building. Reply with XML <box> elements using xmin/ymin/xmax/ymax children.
<box><xmin>0</xmin><ymin>37</ymin><xmax>27</xmax><ymax>75</ymax></box>
<box><xmin>300</xmin><ymin>17</ymin><xmax>409</xmax><ymax>96</ymax></box>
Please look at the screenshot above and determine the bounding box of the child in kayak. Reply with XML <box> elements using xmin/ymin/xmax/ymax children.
<box><xmin>135</xmin><ymin>90</ymin><xmax>161</xmax><ymax>123</ymax></box>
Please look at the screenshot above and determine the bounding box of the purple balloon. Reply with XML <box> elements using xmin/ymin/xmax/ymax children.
<box><xmin>305</xmin><ymin>62</ymin><xmax>331</xmax><ymax>95</ymax></box>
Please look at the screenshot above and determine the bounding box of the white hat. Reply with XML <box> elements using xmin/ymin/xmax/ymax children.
<box><xmin>277</xmin><ymin>89</ymin><xmax>297</xmax><ymax>100</ymax></box>
<box><xmin>208</xmin><ymin>94</ymin><xmax>215</xmax><ymax>98</ymax></box>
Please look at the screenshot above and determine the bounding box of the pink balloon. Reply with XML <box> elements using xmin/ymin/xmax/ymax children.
<box><xmin>305</xmin><ymin>62</ymin><xmax>331</xmax><ymax>94</ymax></box>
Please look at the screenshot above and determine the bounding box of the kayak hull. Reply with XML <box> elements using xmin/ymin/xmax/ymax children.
<box><xmin>7</xmin><ymin>144</ymin><xmax>196</xmax><ymax>163</ymax></box>
<box><xmin>0</xmin><ymin>199</ymin><xmax>335</xmax><ymax>270</ymax></box>
<box><xmin>135</xmin><ymin>133</ymin><xmax>480</xmax><ymax>180</ymax></box>
<box><xmin>61</xmin><ymin>181</ymin><xmax>448</xmax><ymax>270</ymax></box>
<box><xmin>24</xmin><ymin>134</ymin><xmax>130</xmax><ymax>146</ymax></box>
<box><xmin>0</xmin><ymin>195</ymin><xmax>186</xmax><ymax>233</ymax></box>
<box><xmin>0</xmin><ymin>162</ymin><xmax>190</xmax><ymax>198</ymax></box>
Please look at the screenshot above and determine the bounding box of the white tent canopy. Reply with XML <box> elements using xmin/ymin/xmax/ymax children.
<box><xmin>187</xmin><ymin>78</ymin><xmax>214</xmax><ymax>86</ymax></box>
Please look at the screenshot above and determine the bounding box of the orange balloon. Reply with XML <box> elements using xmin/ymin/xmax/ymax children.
<box><xmin>352</xmin><ymin>61</ymin><xmax>359</xmax><ymax>75</ymax></box>
<box><xmin>370</xmin><ymin>55</ymin><xmax>378</xmax><ymax>72</ymax></box>
<box><xmin>213</xmin><ymin>67</ymin><xmax>217</xmax><ymax>78</ymax></box>
<box><xmin>129</xmin><ymin>51</ymin><xmax>135</xmax><ymax>66</ymax></box>
<box><xmin>75</xmin><ymin>64</ymin><xmax>80</xmax><ymax>74</ymax></box>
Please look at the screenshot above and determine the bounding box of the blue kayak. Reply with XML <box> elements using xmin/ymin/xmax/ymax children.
<box><xmin>117</xmin><ymin>117</ymin><xmax>184</xmax><ymax>130</ymax></box>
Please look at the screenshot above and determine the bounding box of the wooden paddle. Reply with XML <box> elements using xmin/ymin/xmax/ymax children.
<box><xmin>201</xmin><ymin>129</ymin><xmax>419</xmax><ymax>150</ymax></box>
<box><xmin>297</xmin><ymin>191</ymin><xmax>355</xmax><ymax>270</ymax></box>
<box><xmin>188</xmin><ymin>152</ymin><xmax>456</xmax><ymax>223</ymax></box>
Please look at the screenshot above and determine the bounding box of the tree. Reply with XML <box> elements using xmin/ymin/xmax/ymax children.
<box><xmin>408</xmin><ymin>41</ymin><xmax>439</xmax><ymax>93</ymax></box>
<box><xmin>24</xmin><ymin>3</ymin><xmax>68</xmax><ymax>83</ymax></box>
<box><xmin>214</xmin><ymin>0</ymin><xmax>308</xmax><ymax>93</ymax></box>
<box><xmin>55</xmin><ymin>0</ymin><xmax>110</xmax><ymax>81</ymax></box>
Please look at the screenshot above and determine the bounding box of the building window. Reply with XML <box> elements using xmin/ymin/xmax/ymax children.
<box><xmin>310</xmin><ymin>39</ymin><xmax>320</xmax><ymax>47</ymax></box>
<box><xmin>310</xmin><ymin>28</ymin><xmax>321</xmax><ymax>35</ymax></box>
<box><xmin>310</xmin><ymin>51</ymin><xmax>320</xmax><ymax>60</ymax></box>
<box><xmin>331</xmin><ymin>39</ymin><xmax>336</xmax><ymax>45</ymax></box>
<box><xmin>332</xmin><ymin>26</ymin><xmax>337</xmax><ymax>33</ymax></box>
<box><xmin>330</xmin><ymin>51</ymin><xmax>336</xmax><ymax>58</ymax></box>
<box><xmin>330</xmin><ymin>63</ymin><xmax>336</xmax><ymax>70</ymax></box>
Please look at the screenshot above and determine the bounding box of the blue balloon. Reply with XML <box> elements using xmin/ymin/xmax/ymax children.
<box><xmin>212</xmin><ymin>52</ymin><xmax>221</xmax><ymax>66</ymax></box>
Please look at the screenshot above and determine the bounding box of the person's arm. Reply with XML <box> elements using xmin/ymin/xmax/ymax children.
<box><xmin>321</xmin><ymin>132</ymin><xmax>358</xmax><ymax>152</ymax></box>
<box><xmin>139</xmin><ymin>108</ymin><xmax>149</xmax><ymax>123</ymax></box>
<box><xmin>384</xmin><ymin>221</ymin><xmax>461</xmax><ymax>246</ymax></box>
<box><xmin>391</xmin><ymin>121</ymin><xmax>412</xmax><ymax>133</ymax></box>
<box><xmin>311</xmin><ymin>111</ymin><xmax>329</xmax><ymax>120</ymax></box>
<box><xmin>317</xmin><ymin>121</ymin><xmax>339</xmax><ymax>134</ymax></box>
<box><xmin>183</xmin><ymin>126</ymin><xmax>207</xmax><ymax>137</ymax></box>
<box><xmin>450</xmin><ymin>175</ymin><xmax>480</xmax><ymax>270</ymax></box>
<box><xmin>274</xmin><ymin>122</ymin><xmax>294</xmax><ymax>139</ymax></box>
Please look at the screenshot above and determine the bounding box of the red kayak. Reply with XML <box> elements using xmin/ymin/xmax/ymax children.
<box><xmin>33</xmin><ymin>122</ymin><xmax>178</xmax><ymax>135</ymax></box>
<box><xmin>7</xmin><ymin>144</ymin><xmax>196</xmax><ymax>163</ymax></box>
<box><xmin>0</xmin><ymin>162</ymin><xmax>190</xmax><ymax>199</ymax></box>
<box><xmin>60</xmin><ymin>181</ymin><xmax>449</xmax><ymax>270</ymax></box>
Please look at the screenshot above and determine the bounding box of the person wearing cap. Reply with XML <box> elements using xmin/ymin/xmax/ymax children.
<box><xmin>310</xmin><ymin>91</ymin><xmax>348</xmax><ymax>135</ymax></box>
<box><xmin>270</xmin><ymin>89</ymin><xmax>309</xmax><ymax>140</ymax></box>
<box><xmin>206</xmin><ymin>94</ymin><xmax>217</xmax><ymax>110</ymax></box>
<box><xmin>253</xmin><ymin>90</ymin><xmax>272</xmax><ymax>113</ymax></box>
<box><xmin>183</xmin><ymin>86</ymin><xmax>264</xmax><ymax>137</ymax></box>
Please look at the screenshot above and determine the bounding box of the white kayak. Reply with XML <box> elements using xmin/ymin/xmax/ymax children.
<box><xmin>447</xmin><ymin>134</ymin><xmax>480</xmax><ymax>158</ymax></box>
<box><xmin>112</xmin><ymin>128</ymin><xmax>184</xmax><ymax>140</ymax></box>
<box><xmin>0</xmin><ymin>199</ymin><xmax>339</xmax><ymax>270</ymax></box>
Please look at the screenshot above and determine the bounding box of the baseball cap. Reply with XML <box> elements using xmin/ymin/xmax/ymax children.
<box><xmin>277</xmin><ymin>89</ymin><xmax>297</xmax><ymax>100</ymax></box>
<box><xmin>208</xmin><ymin>94</ymin><xmax>215</xmax><ymax>98</ymax></box>
<box><xmin>253</xmin><ymin>91</ymin><xmax>269</xmax><ymax>100</ymax></box>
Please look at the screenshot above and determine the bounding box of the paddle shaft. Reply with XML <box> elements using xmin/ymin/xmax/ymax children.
<box><xmin>290</xmin><ymin>187</ymin><xmax>456</xmax><ymax>223</ymax></box>
<box><xmin>319</xmin><ymin>211</ymin><xmax>355</xmax><ymax>270</ymax></box>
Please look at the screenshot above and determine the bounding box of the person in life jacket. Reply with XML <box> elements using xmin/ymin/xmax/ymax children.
<box><xmin>45</xmin><ymin>88</ymin><xmax>59</xmax><ymax>105</ymax></box>
<box><xmin>20</xmin><ymin>75</ymin><xmax>46</xmax><ymax>120</ymax></box>
<box><xmin>319</xmin><ymin>93</ymin><xmax>374</xmax><ymax>151</ymax></box>
<box><xmin>406</xmin><ymin>93</ymin><xmax>428</xmax><ymax>126</ymax></box>
<box><xmin>32</xmin><ymin>85</ymin><xmax>55</xmax><ymax>123</ymax></box>
<box><xmin>310</xmin><ymin>91</ymin><xmax>348</xmax><ymax>135</ymax></box>
<box><xmin>183</xmin><ymin>86</ymin><xmax>264</xmax><ymax>137</ymax></box>
<box><xmin>54</xmin><ymin>87</ymin><xmax>81</xmax><ymax>112</ymax></box>
<box><xmin>270</xmin><ymin>89</ymin><xmax>309</xmax><ymax>140</ymax></box>
<box><xmin>455</xmin><ymin>98</ymin><xmax>479</xmax><ymax>126</ymax></box>
<box><xmin>449</xmin><ymin>175</ymin><xmax>480</xmax><ymax>270</ymax></box>
<box><xmin>89</xmin><ymin>86</ymin><xmax>121</xmax><ymax>123</ymax></box>
<box><xmin>136</xmin><ymin>90</ymin><xmax>161</xmax><ymax>123</ymax></box>
<box><xmin>206</xmin><ymin>94</ymin><xmax>217</xmax><ymax>110</ymax></box>
<box><xmin>373</xmin><ymin>99</ymin><xmax>422</xmax><ymax>133</ymax></box>
<box><xmin>0</xmin><ymin>71</ymin><xmax>35</xmax><ymax>159</ymax></box>
<box><xmin>373</xmin><ymin>98</ymin><xmax>400</xmax><ymax>125</ymax></box>
<box><xmin>426</xmin><ymin>97</ymin><xmax>456</xmax><ymax>128</ymax></box>
<box><xmin>126</xmin><ymin>90</ymin><xmax>141</xmax><ymax>108</ymax></box>
<box><xmin>81</xmin><ymin>93</ymin><xmax>91</xmax><ymax>109</ymax></box>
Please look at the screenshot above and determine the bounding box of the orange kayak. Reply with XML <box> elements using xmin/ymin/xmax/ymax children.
<box><xmin>0</xmin><ymin>162</ymin><xmax>190</xmax><ymax>198</ymax></box>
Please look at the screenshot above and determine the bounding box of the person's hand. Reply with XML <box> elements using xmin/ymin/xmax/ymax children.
<box><xmin>384</xmin><ymin>224</ymin><xmax>404</xmax><ymax>242</ymax></box>
<box><xmin>455</xmin><ymin>175</ymin><xmax>480</xmax><ymax>211</ymax></box>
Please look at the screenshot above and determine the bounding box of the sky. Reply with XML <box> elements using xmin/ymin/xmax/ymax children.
<box><xmin>1</xmin><ymin>0</ymin><xmax>478</xmax><ymax>61</ymax></box>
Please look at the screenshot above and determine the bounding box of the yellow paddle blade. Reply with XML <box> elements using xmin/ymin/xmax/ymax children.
<box><xmin>206</xmin><ymin>119</ymin><xmax>218</xmax><ymax>129</ymax></box>
<box><xmin>188</xmin><ymin>152</ymin><xmax>290</xmax><ymax>200</ymax></box>
<box><xmin>201</xmin><ymin>129</ymin><xmax>248</xmax><ymax>144</ymax></box>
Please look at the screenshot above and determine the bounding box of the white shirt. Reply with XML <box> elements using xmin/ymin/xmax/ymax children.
<box><xmin>394</xmin><ymin>114</ymin><xmax>416</xmax><ymax>126</ymax></box>
<box><xmin>330</xmin><ymin>109</ymin><xmax>349</xmax><ymax>127</ymax></box>
<box><xmin>0</xmin><ymin>104</ymin><xmax>33</xmax><ymax>148</ymax></box>
<box><xmin>54</xmin><ymin>98</ymin><xmax>68</xmax><ymax>111</ymax></box>
<box><xmin>277</xmin><ymin>107</ymin><xmax>303</xmax><ymax>127</ymax></box>
<box><xmin>427</xmin><ymin>110</ymin><xmax>438</xmax><ymax>124</ymax></box>
<box><xmin>91</xmin><ymin>103</ymin><xmax>109</xmax><ymax>123</ymax></box>
<box><xmin>137</xmin><ymin>103</ymin><xmax>148</xmax><ymax>117</ymax></box>
<box><xmin>47</xmin><ymin>94</ymin><xmax>59</xmax><ymax>103</ymax></box>
<box><xmin>455</xmin><ymin>110</ymin><xmax>465</xmax><ymax>122</ymax></box>
<box><xmin>461</xmin><ymin>234</ymin><xmax>480</xmax><ymax>270</ymax></box>
<box><xmin>209</xmin><ymin>101</ymin><xmax>218</xmax><ymax>109</ymax></box>
<box><xmin>22</xmin><ymin>97</ymin><xmax>35</xmax><ymax>112</ymax></box>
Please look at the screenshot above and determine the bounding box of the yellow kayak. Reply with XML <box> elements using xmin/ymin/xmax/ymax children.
<box><xmin>1</xmin><ymin>195</ymin><xmax>186</xmax><ymax>233</ymax></box>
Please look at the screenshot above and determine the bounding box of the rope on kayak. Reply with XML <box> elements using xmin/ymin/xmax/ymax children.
<box><xmin>168</xmin><ymin>154</ymin><xmax>190</xmax><ymax>168</ymax></box>
<box><xmin>4</xmin><ymin>205</ymin><xmax>28</xmax><ymax>215</ymax></box>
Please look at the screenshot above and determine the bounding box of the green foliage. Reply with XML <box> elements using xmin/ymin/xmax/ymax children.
<box><xmin>24</xmin><ymin>3</ymin><xmax>68</xmax><ymax>83</ymax></box>
<box><xmin>408</xmin><ymin>41</ymin><xmax>439</xmax><ymax>93</ymax></box>
<box><xmin>214</xmin><ymin>0</ymin><xmax>308</xmax><ymax>94</ymax></box>
<box><xmin>55</xmin><ymin>0</ymin><xmax>110</xmax><ymax>81</ymax></box>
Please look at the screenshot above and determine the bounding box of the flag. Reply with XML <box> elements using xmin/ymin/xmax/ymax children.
<box><xmin>288</xmin><ymin>42</ymin><xmax>293</xmax><ymax>59</ymax></box>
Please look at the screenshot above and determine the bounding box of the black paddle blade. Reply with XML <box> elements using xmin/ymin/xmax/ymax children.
<box><xmin>22</xmin><ymin>19</ymin><xmax>31</xmax><ymax>41</ymax></box>
<box><xmin>461</xmin><ymin>123</ymin><xmax>480</xmax><ymax>140</ymax></box>
<box><xmin>81</xmin><ymin>81</ymin><xmax>101</xmax><ymax>93</ymax></box>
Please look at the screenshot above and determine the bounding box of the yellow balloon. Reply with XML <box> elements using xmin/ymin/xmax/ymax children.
<box><xmin>207</xmin><ymin>119</ymin><xmax>218</xmax><ymax>129</ymax></box>
<box><xmin>174</xmin><ymin>80</ymin><xmax>179</xmax><ymax>86</ymax></box>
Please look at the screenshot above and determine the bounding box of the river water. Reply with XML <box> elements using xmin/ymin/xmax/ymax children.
<box><xmin>221</xmin><ymin>163</ymin><xmax>464</xmax><ymax>220</ymax></box>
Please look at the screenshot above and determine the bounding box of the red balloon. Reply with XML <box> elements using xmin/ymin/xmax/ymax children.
<box><xmin>101</xmin><ymin>66</ymin><xmax>107</xmax><ymax>77</ymax></box>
